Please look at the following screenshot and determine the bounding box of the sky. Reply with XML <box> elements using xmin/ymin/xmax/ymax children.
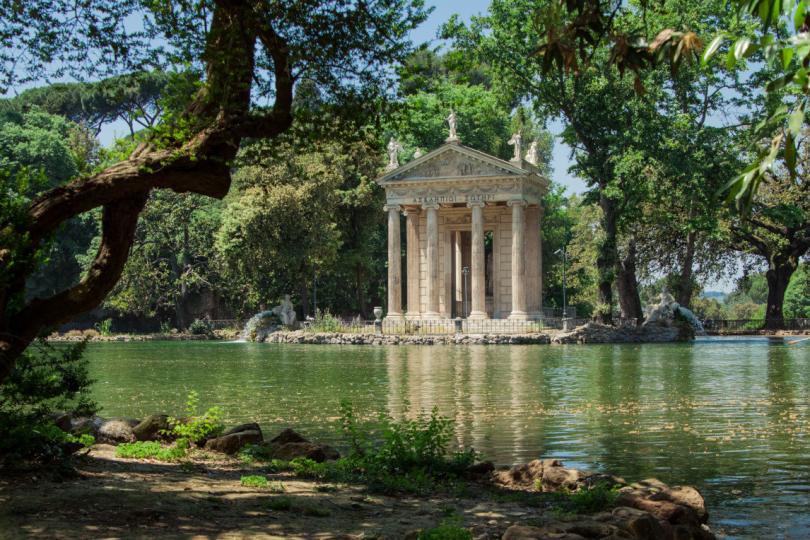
<box><xmin>411</xmin><ymin>1</ymin><xmax>588</xmax><ymax>194</ymax></box>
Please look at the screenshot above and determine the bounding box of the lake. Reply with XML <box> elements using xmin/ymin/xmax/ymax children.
<box><xmin>84</xmin><ymin>337</ymin><xmax>810</xmax><ymax>539</ymax></box>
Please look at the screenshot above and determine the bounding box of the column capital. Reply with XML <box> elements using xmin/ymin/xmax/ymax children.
<box><xmin>383</xmin><ymin>204</ymin><xmax>402</xmax><ymax>213</ymax></box>
<box><xmin>421</xmin><ymin>203</ymin><xmax>440</xmax><ymax>211</ymax></box>
<box><xmin>507</xmin><ymin>198</ymin><xmax>527</xmax><ymax>207</ymax></box>
<box><xmin>402</xmin><ymin>206</ymin><xmax>421</xmax><ymax>216</ymax></box>
<box><xmin>466</xmin><ymin>201</ymin><xmax>486</xmax><ymax>209</ymax></box>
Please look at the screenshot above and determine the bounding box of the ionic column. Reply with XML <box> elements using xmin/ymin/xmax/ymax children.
<box><xmin>385</xmin><ymin>204</ymin><xmax>403</xmax><ymax>319</ymax></box>
<box><xmin>404</xmin><ymin>207</ymin><xmax>421</xmax><ymax>320</ymax></box>
<box><xmin>508</xmin><ymin>199</ymin><xmax>528</xmax><ymax>320</ymax></box>
<box><xmin>423</xmin><ymin>203</ymin><xmax>440</xmax><ymax>319</ymax></box>
<box><xmin>525</xmin><ymin>205</ymin><xmax>542</xmax><ymax>319</ymax></box>
<box><xmin>468</xmin><ymin>201</ymin><xmax>488</xmax><ymax>319</ymax></box>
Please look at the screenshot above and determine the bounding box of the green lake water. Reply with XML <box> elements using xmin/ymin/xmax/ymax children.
<box><xmin>84</xmin><ymin>337</ymin><xmax>810</xmax><ymax>539</ymax></box>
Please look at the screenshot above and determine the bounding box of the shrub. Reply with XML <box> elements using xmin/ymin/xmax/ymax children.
<box><xmin>115</xmin><ymin>441</ymin><xmax>187</xmax><ymax>461</ymax></box>
<box><xmin>166</xmin><ymin>391</ymin><xmax>224</xmax><ymax>443</ymax></box>
<box><xmin>95</xmin><ymin>318</ymin><xmax>113</xmax><ymax>336</ymax></box>
<box><xmin>240</xmin><ymin>474</ymin><xmax>269</xmax><ymax>488</ymax></box>
<box><xmin>309</xmin><ymin>309</ymin><xmax>343</xmax><ymax>332</ymax></box>
<box><xmin>159</xmin><ymin>320</ymin><xmax>173</xmax><ymax>334</ymax></box>
<box><xmin>189</xmin><ymin>318</ymin><xmax>212</xmax><ymax>335</ymax></box>
<box><xmin>545</xmin><ymin>482</ymin><xmax>620</xmax><ymax>515</ymax></box>
<box><xmin>0</xmin><ymin>339</ymin><xmax>97</xmax><ymax>466</ymax></box>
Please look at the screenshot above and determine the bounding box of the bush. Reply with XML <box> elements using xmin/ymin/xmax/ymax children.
<box><xmin>545</xmin><ymin>482</ymin><xmax>620</xmax><ymax>515</ymax></box>
<box><xmin>115</xmin><ymin>440</ymin><xmax>188</xmax><ymax>461</ymax></box>
<box><xmin>309</xmin><ymin>309</ymin><xmax>343</xmax><ymax>332</ymax></box>
<box><xmin>188</xmin><ymin>318</ymin><xmax>212</xmax><ymax>335</ymax></box>
<box><xmin>0</xmin><ymin>339</ymin><xmax>97</xmax><ymax>466</ymax></box>
<box><xmin>95</xmin><ymin>318</ymin><xmax>113</xmax><ymax>336</ymax></box>
<box><xmin>166</xmin><ymin>390</ymin><xmax>224</xmax><ymax>443</ymax></box>
<box><xmin>419</xmin><ymin>519</ymin><xmax>472</xmax><ymax>540</ymax></box>
<box><xmin>240</xmin><ymin>474</ymin><xmax>269</xmax><ymax>488</ymax></box>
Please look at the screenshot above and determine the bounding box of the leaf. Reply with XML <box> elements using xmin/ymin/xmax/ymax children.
<box><xmin>782</xmin><ymin>47</ymin><xmax>795</xmax><ymax>69</ymax></box>
<box><xmin>795</xmin><ymin>0</ymin><xmax>807</xmax><ymax>32</ymax></box>
<box><xmin>734</xmin><ymin>37</ymin><xmax>752</xmax><ymax>60</ymax></box>
<box><xmin>702</xmin><ymin>34</ymin><xmax>725</xmax><ymax>66</ymax></box>
<box><xmin>785</xmin><ymin>131</ymin><xmax>797</xmax><ymax>174</ymax></box>
<box><xmin>788</xmin><ymin>106</ymin><xmax>805</xmax><ymax>135</ymax></box>
<box><xmin>766</xmin><ymin>71</ymin><xmax>795</xmax><ymax>92</ymax></box>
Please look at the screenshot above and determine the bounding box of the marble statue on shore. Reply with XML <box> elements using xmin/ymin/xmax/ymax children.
<box><xmin>413</xmin><ymin>147</ymin><xmax>423</xmax><ymax>159</ymax></box>
<box><xmin>446</xmin><ymin>110</ymin><xmax>459</xmax><ymax>142</ymax></box>
<box><xmin>644</xmin><ymin>290</ymin><xmax>705</xmax><ymax>335</ymax></box>
<box><xmin>386</xmin><ymin>137</ymin><xmax>403</xmax><ymax>171</ymax></box>
<box><xmin>508</xmin><ymin>132</ymin><xmax>523</xmax><ymax>162</ymax></box>
<box><xmin>273</xmin><ymin>294</ymin><xmax>297</xmax><ymax>326</ymax></box>
<box><xmin>526</xmin><ymin>141</ymin><xmax>539</xmax><ymax>165</ymax></box>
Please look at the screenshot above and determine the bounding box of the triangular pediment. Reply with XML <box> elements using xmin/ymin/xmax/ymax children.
<box><xmin>377</xmin><ymin>143</ymin><xmax>530</xmax><ymax>183</ymax></box>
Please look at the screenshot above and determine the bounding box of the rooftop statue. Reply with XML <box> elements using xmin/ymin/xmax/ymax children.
<box><xmin>508</xmin><ymin>132</ymin><xmax>522</xmax><ymax>162</ymax></box>
<box><xmin>386</xmin><ymin>137</ymin><xmax>403</xmax><ymax>171</ymax></box>
<box><xmin>445</xmin><ymin>110</ymin><xmax>459</xmax><ymax>142</ymax></box>
<box><xmin>526</xmin><ymin>141</ymin><xmax>539</xmax><ymax>165</ymax></box>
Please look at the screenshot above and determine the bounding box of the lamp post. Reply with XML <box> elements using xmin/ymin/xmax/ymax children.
<box><xmin>462</xmin><ymin>266</ymin><xmax>470</xmax><ymax>318</ymax></box>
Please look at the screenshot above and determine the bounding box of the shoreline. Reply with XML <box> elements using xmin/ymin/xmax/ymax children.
<box><xmin>0</xmin><ymin>417</ymin><xmax>717</xmax><ymax>540</ymax></box>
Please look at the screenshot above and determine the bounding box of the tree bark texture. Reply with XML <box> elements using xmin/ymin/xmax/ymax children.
<box><xmin>0</xmin><ymin>1</ymin><xmax>294</xmax><ymax>384</ymax></box>
<box><xmin>616</xmin><ymin>239</ymin><xmax>643</xmax><ymax>324</ymax></box>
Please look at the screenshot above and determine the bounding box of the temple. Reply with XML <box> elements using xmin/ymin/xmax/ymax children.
<box><xmin>376</xmin><ymin>127</ymin><xmax>549</xmax><ymax>321</ymax></box>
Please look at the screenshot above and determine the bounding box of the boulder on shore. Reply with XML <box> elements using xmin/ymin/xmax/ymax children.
<box><xmin>204</xmin><ymin>430</ymin><xmax>263</xmax><ymax>454</ymax></box>
<box><xmin>132</xmin><ymin>415</ymin><xmax>171</xmax><ymax>441</ymax></box>
<box><xmin>97</xmin><ymin>419</ymin><xmax>137</xmax><ymax>444</ymax></box>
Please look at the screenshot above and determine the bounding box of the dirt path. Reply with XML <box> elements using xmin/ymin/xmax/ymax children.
<box><xmin>0</xmin><ymin>445</ymin><xmax>541</xmax><ymax>539</ymax></box>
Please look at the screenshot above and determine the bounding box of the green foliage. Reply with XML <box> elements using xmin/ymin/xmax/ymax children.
<box><xmin>418</xmin><ymin>518</ymin><xmax>473</xmax><ymax>540</ymax></box>
<box><xmin>544</xmin><ymin>482</ymin><xmax>620</xmax><ymax>515</ymax></box>
<box><xmin>188</xmin><ymin>318</ymin><xmax>212</xmax><ymax>336</ymax></box>
<box><xmin>95</xmin><ymin>318</ymin><xmax>113</xmax><ymax>336</ymax></box>
<box><xmin>0</xmin><ymin>340</ymin><xmax>97</xmax><ymax>465</ymax></box>
<box><xmin>784</xmin><ymin>265</ymin><xmax>810</xmax><ymax>318</ymax></box>
<box><xmin>166</xmin><ymin>391</ymin><xmax>224</xmax><ymax>443</ymax></box>
<box><xmin>115</xmin><ymin>441</ymin><xmax>187</xmax><ymax>462</ymax></box>
<box><xmin>309</xmin><ymin>309</ymin><xmax>344</xmax><ymax>332</ymax></box>
<box><xmin>240</xmin><ymin>475</ymin><xmax>269</xmax><ymax>488</ymax></box>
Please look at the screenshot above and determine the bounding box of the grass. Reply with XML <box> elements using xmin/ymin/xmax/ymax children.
<box><xmin>240</xmin><ymin>475</ymin><xmax>269</xmax><ymax>488</ymax></box>
<box><xmin>544</xmin><ymin>482</ymin><xmax>620</xmax><ymax>515</ymax></box>
<box><xmin>115</xmin><ymin>441</ymin><xmax>187</xmax><ymax>461</ymax></box>
<box><xmin>418</xmin><ymin>518</ymin><xmax>472</xmax><ymax>540</ymax></box>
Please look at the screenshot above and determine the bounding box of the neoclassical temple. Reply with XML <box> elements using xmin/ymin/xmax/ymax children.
<box><xmin>376</xmin><ymin>119</ymin><xmax>549</xmax><ymax>321</ymax></box>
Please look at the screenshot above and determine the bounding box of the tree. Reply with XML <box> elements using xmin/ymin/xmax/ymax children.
<box><xmin>0</xmin><ymin>1</ymin><xmax>430</xmax><ymax>384</ymax></box>
<box><xmin>725</xmin><ymin>160</ymin><xmax>810</xmax><ymax>328</ymax></box>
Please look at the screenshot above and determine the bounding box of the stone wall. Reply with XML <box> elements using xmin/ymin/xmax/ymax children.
<box><xmin>263</xmin><ymin>331</ymin><xmax>551</xmax><ymax>345</ymax></box>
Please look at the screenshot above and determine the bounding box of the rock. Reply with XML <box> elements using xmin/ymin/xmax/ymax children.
<box><xmin>269</xmin><ymin>428</ymin><xmax>309</xmax><ymax>445</ymax></box>
<box><xmin>495</xmin><ymin>459</ymin><xmax>545</xmax><ymax>489</ymax></box>
<box><xmin>53</xmin><ymin>413</ymin><xmax>72</xmax><ymax>432</ymax></box>
<box><xmin>70</xmin><ymin>415</ymin><xmax>105</xmax><ymax>436</ymax></box>
<box><xmin>501</xmin><ymin>525</ymin><xmax>586</xmax><ymax>540</ymax></box>
<box><xmin>615</xmin><ymin>492</ymin><xmax>698</xmax><ymax>526</ymax></box>
<box><xmin>222</xmin><ymin>422</ymin><xmax>262</xmax><ymax>438</ymax></box>
<box><xmin>612</xmin><ymin>507</ymin><xmax>667</xmax><ymax>539</ymax></box>
<box><xmin>204</xmin><ymin>430</ymin><xmax>263</xmax><ymax>454</ymax></box>
<box><xmin>542</xmin><ymin>460</ymin><xmax>587</xmax><ymax>490</ymax></box>
<box><xmin>132</xmin><ymin>414</ymin><xmax>170</xmax><ymax>441</ymax></box>
<box><xmin>97</xmin><ymin>419</ymin><xmax>136</xmax><ymax>444</ymax></box>
<box><xmin>270</xmin><ymin>442</ymin><xmax>340</xmax><ymax>462</ymax></box>
<box><xmin>650</xmin><ymin>486</ymin><xmax>708</xmax><ymax>524</ymax></box>
<box><xmin>465</xmin><ymin>461</ymin><xmax>495</xmax><ymax>477</ymax></box>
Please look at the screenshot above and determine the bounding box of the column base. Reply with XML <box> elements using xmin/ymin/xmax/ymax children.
<box><xmin>468</xmin><ymin>311</ymin><xmax>489</xmax><ymax>320</ymax></box>
<box><xmin>405</xmin><ymin>312</ymin><xmax>422</xmax><ymax>321</ymax></box>
<box><xmin>385</xmin><ymin>313</ymin><xmax>404</xmax><ymax>321</ymax></box>
<box><xmin>508</xmin><ymin>311</ymin><xmax>529</xmax><ymax>321</ymax></box>
<box><xmin>421</xmin><ymin>312</ymin><xmax>441</xmax><ymax>320</ymax></box>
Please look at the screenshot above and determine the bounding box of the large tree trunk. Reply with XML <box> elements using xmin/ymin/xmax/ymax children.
<box><xmin>675</xmin><ymin>230</ymin><xmax>697</xmax><ymax>308</ymax></box>
<box><xmin>595</xmin><ymin>192</ymin><xmax>617</xmax><ymax>325</ymax></box>
<box><xmin>764</xmin><ymin>263</ymin><xmax>795</xmax><ymax>330</ymax></box>
<box><xmin>0</xmin><ymin>1</ymin><xmax>294</xmax><ymax>385</ymax></box>
<box><xmin>616</xmin><ymin>239</ymin><xmax>643</xmax><ymax>324</ymax></box>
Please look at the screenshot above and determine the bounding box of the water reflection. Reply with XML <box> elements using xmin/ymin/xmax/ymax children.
<box><xmin>85</xmin><ymin>339</ymin><xmax>809</xmax><ymax>539</ymax></box>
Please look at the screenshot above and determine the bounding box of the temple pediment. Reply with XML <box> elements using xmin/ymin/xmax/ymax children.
<box><xmin>377</xmin><ymin>143</ymin><xmax>530</xmax><ymax>184</ymax></box>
